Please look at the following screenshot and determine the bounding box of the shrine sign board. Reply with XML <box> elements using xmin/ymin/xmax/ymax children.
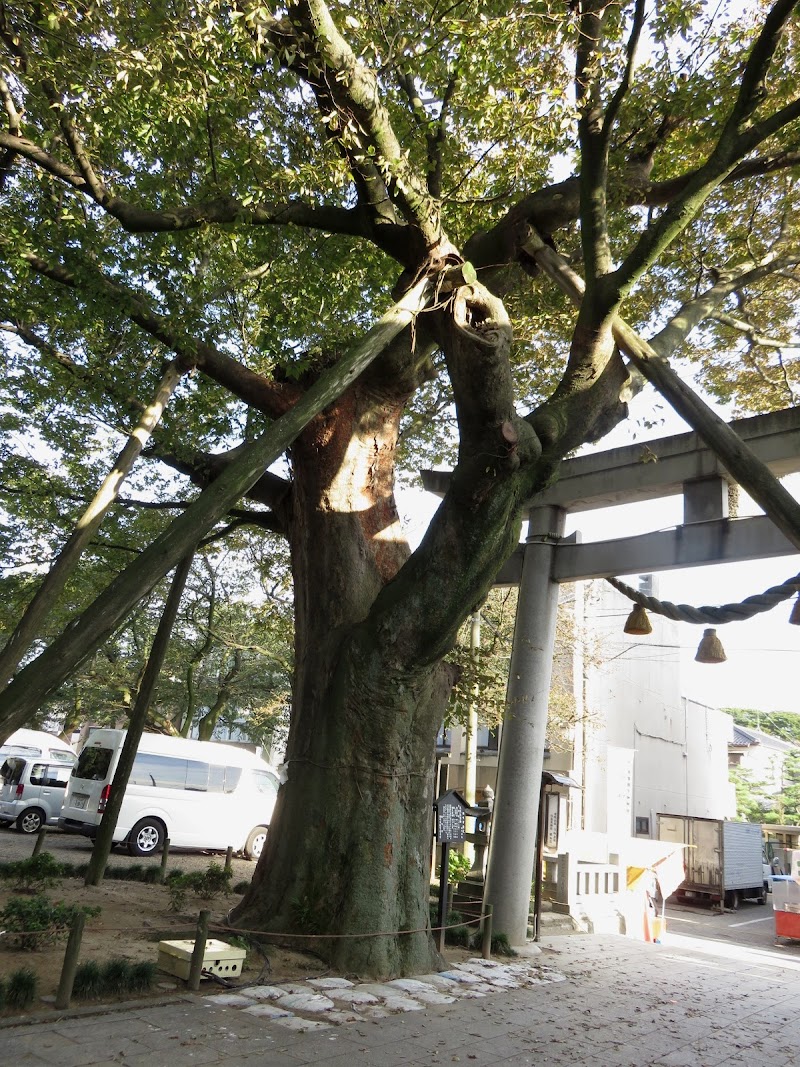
<box><xmin>434</xmin><ymin>789</ymin><xmax>469</xmax><ymax>844</ymax></box>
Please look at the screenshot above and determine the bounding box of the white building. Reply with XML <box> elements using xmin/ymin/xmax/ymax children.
<box><xmin>729</xmin><ymin>723</ymin><xmax>796</xmax><ymax>803</ymax></box>
<box><xmin>548</xmin><ymin>577</ymin><xmax>736</xmax><ymax>848</ymax></box>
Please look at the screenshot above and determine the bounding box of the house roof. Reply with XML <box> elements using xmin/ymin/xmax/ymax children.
<box><xmin>731</xmin><ymin>724</ymin><xmax>797</xmax><ymax>752</ymax></box>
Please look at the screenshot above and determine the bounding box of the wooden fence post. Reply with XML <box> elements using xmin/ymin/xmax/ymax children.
<box><xmin>32</xmin><ymin>827</ymin><xmax>47</xmax><ymax>857</ymax></box>
<box><xmin>55</xmin><ymin>912</ymin><xmax>86</xmax><ymax>1009</ymax></box>
<box><xmin>159</xmin><ymin>837</ymin><xmax>170</xmax><ymax>884</ymax></box>
<box><xmin>188</xmin><ymin>910</ymin><xmax>210</xmax><ymax>991</ymax></box>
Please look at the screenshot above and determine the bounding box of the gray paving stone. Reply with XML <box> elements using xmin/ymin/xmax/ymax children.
<box><xmin>201</xmin><ymin>993</ymin><xmax>255</xmax><ymax>1006</ymax></box>
<box><xmin>437</xmin><ymin>969</ymin><xmax>484</xmax><ymax>984</ymax></box>
<box><xmin>242</xmin><ymin>1001</ymin><xmax>294</xmax><ymax>1018</ymax></box>
<box><xmin>275</xmin><ymin>991</ymin><xmax>337</xmax><ymax>1012</ymax></box>
<box><xmin>381</xmin><ymin>994</ymin><xmax>427</xmax><ymax>1012</ymax></box>
<box><xmin>307</xmin><ymin>977</ymin><xmax>356</xmax><ymax>990</ymax></box>
<box><xmin>231</xmin><ymin>983</ymin><xmax>290</xmax><ymax>999</ymax></box>
<box><xmin>324</xmin><ymin>1009</ymin><xmax>361</xmax><ymax>1024</ymax></box>
<box><xmin>405</xmin><ymin>987</ymin><xmax>457</xmax><ymax>1005</ymax></box>
<box><xmin>271</xmin><ymin>1015</ymin><xmax>335</xmax><ymax>1032</ymax></box>
<box><xmin>327</xmin><ymin>987</ymin><xmax>381</xmax><ymax>1005</ymax></box>
<box><xmin>386</xmin><ymin>977</ymin><xmax>439</xmax><ymax>993</ymax></box>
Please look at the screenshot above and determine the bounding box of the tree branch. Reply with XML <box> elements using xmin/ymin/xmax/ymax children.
<box><xmin>0</xmin><ymin>69</ymin><xmax>21</xmax><ymax>190</ymax></box>
<box><xmin>710</xmin><ymin>310</ymin><xmax>800</xmax><ymax>351</ymax></box>
<box><xmin>0</xmin><ymin>274</ymin><xmax>434</xmax><ymax>738</ymax></box>
<box><xmin>264</xmin><ymin>0</ymin><xmax>446</xmax><ymax>252</ymax></box>
<box><xmin>606</xmin><ymin>0</ymin><xmax>800</xmax><ymax>301</ymax></box>
<box><xmin>0</xmin><ymin>360</ymin><xmax>186</xmax><ymax>690</ymax></box>
<box><xmin>521</xmin><ymin>227</ymin><xmax>800</xmax><ymax>553</ymax></box>
<box><xmin>575</xmin><ymin>0</ymin><xmax>612</xmax><ymax>287</ymax></box>
<box><xmin>0</xmin><ymin>322</ymin><xmax>146</xmax><ymax>417</ymax></box>
<box><xmin>155</xmin><ymin>447</ymin><xmax>291</xmax><ymax>522</ymax></box>
<box><xmin>19</xmin><ymin>251</ymin><xmax>297</xmax><ymax>418</ymax></box>
<box><xmin>650</xmin><ymin>252</ymin><xmax>800</xmax><ymax>358</ymax></box>
<box><xmin>40</xmin><ymin>78</ymin><xmax>107</xmax><ymax>204</ymax></box>
<box><xmin>0</xmin><ymin>129</ymin><xmax>372</xmax><ymax>236</ymax></box>
<box><xmin>601</xmin><ymin>0</ymin><xmax>646</xmax><ymax>145</ymax></box>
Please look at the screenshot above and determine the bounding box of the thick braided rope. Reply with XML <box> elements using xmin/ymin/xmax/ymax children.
<box><xmin>606</xmin><ymin>573</ymin><xmax>800</xmax><ymax>625</ymax></box>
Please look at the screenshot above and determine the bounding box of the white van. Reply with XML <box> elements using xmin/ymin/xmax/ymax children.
<box><xmin>59</xmin><ymin>730</ymin><xmax>280</xmax><ymax>859</ymax></box>
<box><xmin>0</xmin><ymin>728</ymin><xmax>78</xmax><ymax>764</ymax></box>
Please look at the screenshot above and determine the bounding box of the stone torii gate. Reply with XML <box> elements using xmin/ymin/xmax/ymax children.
<box><xmin>423</xmin><ymin>406</ymin><xmax>800</xmax><ymax>945</ymax></box>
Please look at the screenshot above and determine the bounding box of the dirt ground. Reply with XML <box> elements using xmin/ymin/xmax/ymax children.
<box><xmin>0</xmin><ymin>871</ymin><xmax>340</xmax><ymax>1016</ymax></box>
<box><xmin>0</xmin><ymin>867</ymin><xmax>471</xmax><ymax>1017</ymax></box>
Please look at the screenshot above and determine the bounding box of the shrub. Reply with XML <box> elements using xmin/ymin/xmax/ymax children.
<box><xmin>72</xmin><ymin>958</ymin><xmax>157</xmax><ymax>1000</ymax></box>
<box><xmin>185</xmin><ymin>862</ymin><xmax>232</xmax><ymax>900</ymax></box>
<box><xmin>6</xmin><ymin>967</ymin><xmax>38</xmax><ymax>1010</ymax></box>
<box><xmin>472</xmin><ymin>929</ymin><xmax>517</xmax><ymax>957</ymax></box>
<box><xmin>165</xmin><ymin>861</ymin><xmax>232</xmax><ymax>911</ymax></box>
<box><xmin>429</xmin><ymin>904</ymin><xmax>473</xmax><ymax>946</ymax></box>
<box><xmin>0</xmin><ymin>852</ymin><xmax>67</xmax><ymax>891</ymax></box>
<box><xmin>119</xmin><ymin>864</ymin><xmax>143</xmax><ymax>881</ymax></box>
<box><xmin>100</xmin><ymin>958</ymin><xmax>132</xmax><ymax>996</ymax></box>
<box><xmin>445</xmin><ymin>923</ymin><xmax>471</xmax><ymax>947</ymax></box>
<box><xmin>129</xmin><ymin>960</ymin><xmax>157</xmax><ymax>994</ymax></box>
<box><xmin>233</xmin><ymin>880</ymin><xmax>250</xmax><ymax>895</ymax></box>
<box><xmin>165</xmin><ymin>878</ymin><xmax>188</xmax><ymax>913</ymax></box>
<box><xmin>73</xmin><ymin>961</ymin><xmax>103</xmax><ymax>1000</ymax></box>
<box><xmin>0</xmin><ymin>895</ymin><xmax>100</xmax><ymax>950</ymax></box>
<box><xmin>447</xmin><ymin>852</ymin><xmax>472</xmax><ymax>885</ymax></box>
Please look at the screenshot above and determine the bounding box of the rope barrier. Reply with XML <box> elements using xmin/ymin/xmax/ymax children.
<box><xmin>607</xmin><ymin>571</ymin><xmax>800</xmax><ymax>625</ymax></box>
<box><xmin>214</xmin><ymin>913</ymin><xmax>484</xmax><ymax>942</ymax></box>
<box><xmin>0</xmin><ymin>914</ymin><xmax>483</xmax><ymax>942</ymax></box>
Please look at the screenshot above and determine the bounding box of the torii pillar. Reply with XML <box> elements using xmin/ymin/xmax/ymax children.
<box><xmin>481</xmin><ymin>506</ymin><xmax>565</xmax><ymax>945</ymax></box>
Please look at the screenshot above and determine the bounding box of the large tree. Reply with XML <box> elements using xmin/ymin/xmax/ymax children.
<box><xmin>1</xmin><ymin>0</ymin><xmax>800</xmax><ymax>975</ymax></box>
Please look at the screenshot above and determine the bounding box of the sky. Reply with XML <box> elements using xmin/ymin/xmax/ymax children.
<box><xmin>397</xmin><ymin>383</ymin><xmax>800</xmax><ymax>718</ymax></box>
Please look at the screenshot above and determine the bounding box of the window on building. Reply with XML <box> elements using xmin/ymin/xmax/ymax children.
<box><xmin>635</xmin><ymin>816</ymin><xmax>650</xmax><ymax>835</ymax></box>
<box><xmin>477</xmin><ymin>726</ymin><xmax>499</xmax><ymax>752</ymax></box>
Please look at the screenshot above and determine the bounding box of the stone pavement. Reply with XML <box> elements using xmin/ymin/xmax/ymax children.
<box><xmin>3</xmin><ymin>930</ymin><xmax>800</xmax><ymax>1066</ymax></box>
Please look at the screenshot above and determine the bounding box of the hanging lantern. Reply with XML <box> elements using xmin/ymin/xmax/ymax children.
<box><xmin>789</xmin><ymin>594</ymin><xmax>800</xmax><ymax>626</ymax></box>
<box><xmin>695</xmin><ymin>628</ymin><xmax>727</xmax><ymax>664</ymax></box>
<box><xmin>623</xmin><ymin>604</ymin><xmax>652</xmax><ymax>635</ymax></box>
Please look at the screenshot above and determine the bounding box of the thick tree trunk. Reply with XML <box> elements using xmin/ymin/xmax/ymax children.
<box><xmin>231</xmin><ymin>378</ymin><xmax>454</xmax><ymax>975</ymax></box>
<box><xmin>231</xmin><ymin>286</ymin><xmax>560</xmax><ymax>977</ymax></box>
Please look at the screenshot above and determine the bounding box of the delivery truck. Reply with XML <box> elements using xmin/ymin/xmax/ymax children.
<box><xmin>657</xmin><ymin>814</ymin><xmax>767</xmax><ymax>908</ymax></box>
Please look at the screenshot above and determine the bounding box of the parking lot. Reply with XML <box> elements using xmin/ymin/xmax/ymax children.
<box><xmin>0</xmin><ymin>823</ymin><xmax>257</xmax><ymax>881</ymax></box>
<box><xmin>664</xmin><ymin>892</ymin><xmax>800</xmax><ymax>968</ymax></box>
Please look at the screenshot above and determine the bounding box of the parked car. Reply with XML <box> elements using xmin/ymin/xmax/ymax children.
<box><xmin>0</xmin><ymin>755</ymin><xmax>74</xmax><ymax>833</ymax></box>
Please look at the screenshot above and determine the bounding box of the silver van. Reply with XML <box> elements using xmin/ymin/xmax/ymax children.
<box><xmin>0</xmin><ymin>756</ymin><xmax>73</xmax><ymax>833</ymax></box>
